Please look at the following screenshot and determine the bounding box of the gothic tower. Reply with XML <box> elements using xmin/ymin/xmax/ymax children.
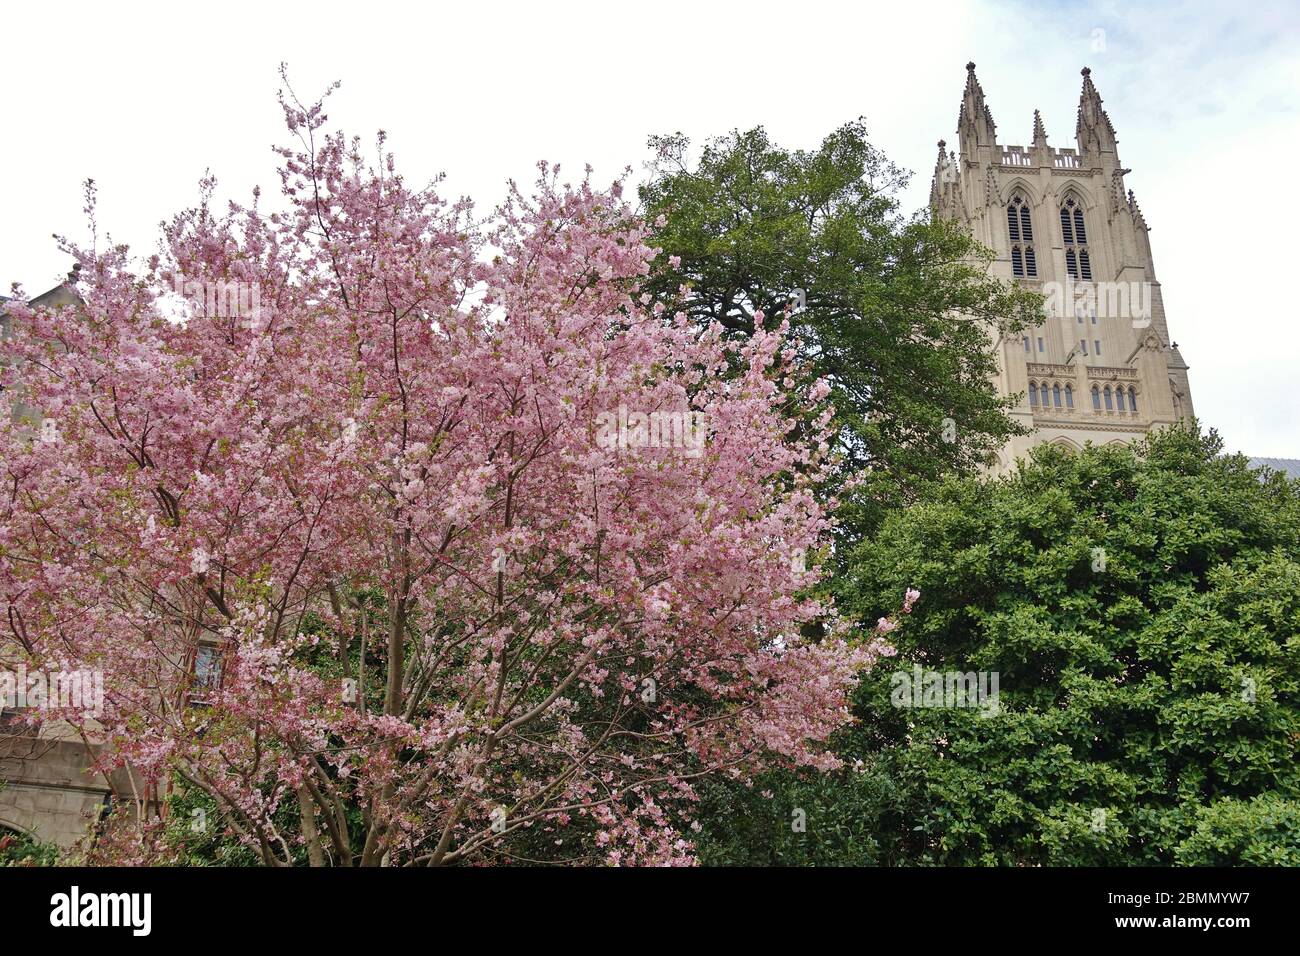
<box><xmin>932</xmin><ymin>63</ymin><xmax>1194</xmax><ymax>470</ymax></box>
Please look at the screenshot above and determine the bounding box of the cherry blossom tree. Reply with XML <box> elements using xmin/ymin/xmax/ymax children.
<box><xmin>0</xmin><ymin>80</ymin><xmax>905</xmax><ymax>865</ymax></box>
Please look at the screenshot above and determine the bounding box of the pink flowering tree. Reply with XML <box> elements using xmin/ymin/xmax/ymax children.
<box><xmin>0</xmin><ymin>82</ymin><xmax>904</xmax><ymax>865</ymax></box>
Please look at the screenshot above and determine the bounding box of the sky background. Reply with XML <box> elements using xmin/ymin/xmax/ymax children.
<box><xmin>4</xmin><ymin>0</ymin><xmax>1298</xmax><ymax>456</ymax></box>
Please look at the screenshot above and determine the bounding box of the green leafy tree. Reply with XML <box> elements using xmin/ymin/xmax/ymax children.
<box><xmin>692</xmin><ymin>767</ymin><xmax>902</xmax><ymax>867</ymax></box>
<box><xmin>640</xmin><ymin>122</ymin><xmax>1041</xmax><ymax>537</ymax></box>
<box><xmin>696</xmin><ymin>427</ymin><xmax>1300</xmax><ymax>865</ymax></box>
<box><xmin>840</xmin><ymin>426</ymin><xmax>1300</xmax><ymax>865</ymax></box>
<box><xmin>1174</xmin><ymin>795</ymin><xmax>1300</xmax><ymax>866</ymax></box>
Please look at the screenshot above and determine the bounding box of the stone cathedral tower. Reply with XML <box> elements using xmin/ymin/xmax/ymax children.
<box><xmin>932</xmin><ymin>63</ymin><xmax>1193</xmax><ymax>470</ymax></box>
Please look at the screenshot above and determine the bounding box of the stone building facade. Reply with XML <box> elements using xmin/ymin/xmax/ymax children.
<box><xmin>0</xmin><ymin>734</ymin><xmax>112</xmax><ymax>850</ymax></box>
<box><xmin>931</xmin><ymin>64</ymin><xmax>1194</xmax><ymax>470</ymax></box>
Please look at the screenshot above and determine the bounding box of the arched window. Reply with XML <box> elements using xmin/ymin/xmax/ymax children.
<box><xmin>1062</xmin><ymin>200</ymin><xmax>1087</xmax><ymax>243</ymax></box>
<box><xmin>1115</xmin><ymin>387</ymin><xmax>1127</xmax><ymax>411</ymax></box>
<box><xmin>1028</xmin><ymin>381</ymin><xmax>1038</xmax><ymax>406</ymax></box>
<box><xmin>1128</xmin><ymin>386</ymin><xmax>1138</xmax><ymax>413</ymax></box>
<box><xmin>1065</xmin><ymin>384</ymin><xmax>1074</xmax><ymax>408</ymax></box>
<box><xmin>1008</xmin><ymin>194</ymin><xmax>1037</xmax><ymax>277</ymax></box>
<box><xmin>1040</xmin><ymin>383</ymin><xmax>1050</xmax><ymax>407</ymax></box>
<box><xmin>1091</xmin><ymin>386</ymin><xmax>1101</xmax><ymax>410</ymax></box>
<box><xmin>1061</xmin><ymin>196</ymin><xmax>1092</xmax><ymax>280</ymax></box>
<box><xmin>1103</xmin><ymin>386</ymin><xmax>1114</xmax><ymax>411</ymax></box>
<box><xmin>1052</xmin><ymin>384</ymin><xmax>1062</xmax><ymax>407</ymax></box>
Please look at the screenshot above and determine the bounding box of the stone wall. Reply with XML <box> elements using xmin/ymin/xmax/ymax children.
<box><xmin>0</xmin><ymin>735</ymin><xmax>111</xmax><ymax>849</ymax></box>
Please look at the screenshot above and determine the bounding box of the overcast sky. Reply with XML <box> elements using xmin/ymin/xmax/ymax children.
<box><xmin>4</xmin><ymin>0</ymin><xmax>1297</xmax><ymax>456</ymax></box>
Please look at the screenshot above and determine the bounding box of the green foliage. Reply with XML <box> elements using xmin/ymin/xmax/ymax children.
<box><xmin>697</xmin><ymin>426</ymin><xmax>1300</xmax><ymax>865</ymax></box>
<box><xmin>160</xmin><ymin>785</ymin><xmax>270</xmax><ymax>866</ymax></box>
<box><xmin>640</xmin><ymin>122</ymin><xmax>1041</xmax><ymax>538</ymax></box>
<box><xmin>693</xmin><ymin>768</ymin><xmax>901</xmax><ymax>867</ymax></box>
<box><xmin>0</xmin><ymin>827</ymin><xmax>60</xmax><ymax>866</ymax></box>
<box><xmin>1174</xmin><ymin>795</ymin><xmax>1300</xmax><ymax>866</ymax></box>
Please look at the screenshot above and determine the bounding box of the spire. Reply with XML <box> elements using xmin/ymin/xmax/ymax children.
<box><xmin>934</xmin><ymin>139</ymin><xmax>957</xmax><ymax>183</ymax></box>
<box><xmin>1030</xmin><ymin>109</ymin><xmax>1051</xmax><ymax>162</ymax></box>
<box><xmin>1076</xmin><ymin>66</ymin><xmax>1118</xmax><ymax>159</ymax></box>
<box><xmin>957</xmin><ymin>61</ymin><xmax>997</xmax><ymax>152</ymax></box>
<box><xmin>930</xmin><ymin>140</ymin><xmax>946</xmax><ymax>209</ymax></box>
<box><xmin>930</xmin><ymin>139</ymin><xmax>963</xmax><ymax>219</ymax></box>
<box><xmin>1031</xmin><ymin>109</ymin><xmax>1048</xmax><ymax>148</ymax></box>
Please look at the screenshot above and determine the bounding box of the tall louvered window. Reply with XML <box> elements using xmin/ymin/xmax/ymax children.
<box><xmin>1008</xmin><ymin>194</ymin><xmax>1037</xmax><ymax>278</ymax></box>
<box><xmin>1061</xmin><ymin>196</ymin><xmax>1092</xmax><ymax>280</ymax></box>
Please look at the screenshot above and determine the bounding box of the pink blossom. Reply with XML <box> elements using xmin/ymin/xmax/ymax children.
<box><xmin>0</xmin><ymin>85</ymin><xmax>908</xmax><ymax>867</ymax></box>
